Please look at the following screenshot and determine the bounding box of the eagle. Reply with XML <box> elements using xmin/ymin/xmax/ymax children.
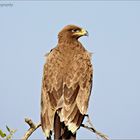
<box><xmin>41</xmin><ymin>25</ymin><xmax>93</xmax><ymax>140</ymax></box>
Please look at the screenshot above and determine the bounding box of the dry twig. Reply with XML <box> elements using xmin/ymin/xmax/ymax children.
<box><xmin>81</xmin><ymin>114</ymin><xmax>110</xmax><ymax>140</ymax></box>
<box><xmin>22</xmin><ymin>115</ymin><xmax>109</xmax><ymax>140</ymax></box>
<box><xmin>21</xmin><ymin>118</ymin><xmax>41</xmax><ymax>140</ymax></box>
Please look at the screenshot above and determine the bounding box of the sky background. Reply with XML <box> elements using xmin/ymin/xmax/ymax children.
<box><xmin>0</xmin><ymin>1</ymin><xmax>140</xmax><ymax>139</ymax></box>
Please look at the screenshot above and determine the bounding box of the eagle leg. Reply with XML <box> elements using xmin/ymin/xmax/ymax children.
<box><xmin>54</xmin><ymin>113</ymin><xmax>61</xmax><ymax>140</ymax></box>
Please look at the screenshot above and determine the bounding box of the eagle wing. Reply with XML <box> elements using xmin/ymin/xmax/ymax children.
<box><xmin>41</xmin><ymin>48</ymin><xmax>63</xmax><ymax>137</ymax></box>
<box><xmin>60</xmin><ymin>51</ymin><xmax>93</xmax><ymax>133</ymax></box>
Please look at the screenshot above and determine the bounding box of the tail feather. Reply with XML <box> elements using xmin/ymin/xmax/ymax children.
<box><xmin>54</xmin><ymin>113</ymin><xmax>77</xmax><ymax>140</ymax></box>
<box><xmin>61</xmin><ymin>129</ymin><xmax>76</xmax><ymax>140</ymax></box>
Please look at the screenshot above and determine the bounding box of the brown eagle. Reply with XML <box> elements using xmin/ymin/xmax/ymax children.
<box><xmin>41</xmin><ymin>25</ymin><xmax>93</xmax><ymax>140</ymax></box>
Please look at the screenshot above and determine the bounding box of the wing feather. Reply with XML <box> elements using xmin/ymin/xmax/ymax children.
<box><xmin>61</xmin><ymin>51</ymin><xmax>93</xmax><ymax>132</ymax></box>
<box><xmin>41</xmin><ymin>48</ymin><xmax>63</xmax><ymax>136</ymax></box>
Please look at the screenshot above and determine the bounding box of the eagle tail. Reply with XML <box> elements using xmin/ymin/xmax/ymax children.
<box><xmin>54</xmin><ymin>109</ymin><xmax>84</xmax><ymax>140</ymax></box>
<box><xmin>62</xmin><ymin>113</ymin><xmax>84</xmax><ymax>140</ymax></box>
<box><xmin>54</xmin><ymin>113</ymin><xmax>77</xmax><ymax>140</ymax></box>
<box><xmin>46</xmin><ymin>135</ymin><xmax>52</xmax><ymax>140</ymax></box>
<box><xmin>61</xmin><ymin>130</ymin><xmax>76</xmax><ymax>140</ymax></box>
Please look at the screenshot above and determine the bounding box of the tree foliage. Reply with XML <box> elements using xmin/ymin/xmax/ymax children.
<box><xmin>0</xmin><ymin>126</ymin><xmax>16</xmax><ymax>140</ymax></box>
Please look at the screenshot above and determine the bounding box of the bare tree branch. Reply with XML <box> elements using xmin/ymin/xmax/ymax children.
<box><xmin>81</xmin><ymin>114</ymin><xmax>110</xmax><ymax>140</ymax></box>
<box><xmin>22</xmin><ymin>115</ymin><xmax>109</xmax><ymax>140</ymax></box>
<box><xmin>21</xmin><ymin>118</ymin><xmax>41</xmax><ymax>140</ymax></box>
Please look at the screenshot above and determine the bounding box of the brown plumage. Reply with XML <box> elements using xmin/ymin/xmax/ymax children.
<box><xmin>41</xmin><ymin>25</ymin><xmax>93</xmax><ymax>140</ymax></box>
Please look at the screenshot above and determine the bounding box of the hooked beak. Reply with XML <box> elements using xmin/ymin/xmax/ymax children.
<box><xmin>73</xmin><ymin>28</ymin><xmax>89</xmax><ymax>37</ymax></box>
<box><xmin>82</xmin><ymin>29</ymin><xmax>89</xmax><ymax>36</ymax></box>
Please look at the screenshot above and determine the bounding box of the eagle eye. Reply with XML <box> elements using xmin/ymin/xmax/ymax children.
<box><xmin>71</xmin><ymin>29</ymin><xmax>80</xmax><ymax>33</ymax></box>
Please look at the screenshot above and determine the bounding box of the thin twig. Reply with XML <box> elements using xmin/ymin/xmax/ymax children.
<box><xmin>81</xmin><ymin>114</ymin><xmax>110</xmax><ymax>140</ymax></box>
<box><xmin>21</xmin><ymin>118</ymin><xmax>41</xmax><ymax>140</ymax></box>
<box><xmin>22</xmin><ymin>115</ymin><xmax>109</xmax><ymax>140</ymax></box>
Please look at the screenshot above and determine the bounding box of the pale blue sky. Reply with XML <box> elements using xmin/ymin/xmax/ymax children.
<box><xmin>0</xmin><ymin>1</ymin><xmax>140</xmax><ymax>139</ymax></box>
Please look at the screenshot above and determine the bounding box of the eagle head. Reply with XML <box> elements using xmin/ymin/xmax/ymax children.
<box><xmin>58</xmin><ymin>25</ymin><xmax>88</xmax><ymax>42</ymax></box>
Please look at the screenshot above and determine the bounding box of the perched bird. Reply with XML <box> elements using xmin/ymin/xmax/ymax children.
<box><xmin>41</xmin><ymin>25</ymin><xmax>93</xmax><ymax>140</ymax></box>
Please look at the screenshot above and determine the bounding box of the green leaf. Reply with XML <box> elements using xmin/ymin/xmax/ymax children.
<box><xmin>6</xmin><ymin>126</ymin><xmax>10</xmax><ymax>132</ymax></box>
<box><xmin>0</xmin><ymin>129</ymin><xmax>6</xmax><ymax>138</ymax></box>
